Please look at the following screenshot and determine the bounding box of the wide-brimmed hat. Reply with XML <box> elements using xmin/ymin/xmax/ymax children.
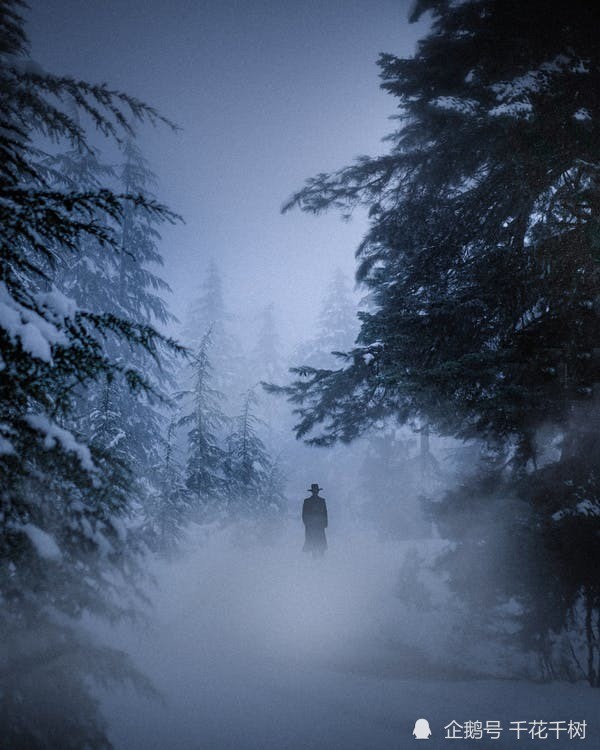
<box><xmin>308</xmin><ymin>483</ymin><xmax>323</xmax><ymax>492</ymax></box>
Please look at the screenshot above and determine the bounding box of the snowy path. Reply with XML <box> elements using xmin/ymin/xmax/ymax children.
<box><xmin>101</xmin><ymin>523</ymin><xmax>597</xmax><ymax>749</ymax></box>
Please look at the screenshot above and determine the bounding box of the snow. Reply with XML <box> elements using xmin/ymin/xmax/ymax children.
<box><xmin>36</xmin><ymin>287</ymin><xmax>78</xmax><ymax>322</ymax></box>
<box><xmin>552</xmin><ymin>499</ymin><xmax>600</xmax><ymax>521</ymax></box>
<box><xmin>0</xmin><ymin>436</ymin><xmax>15</xmax><ymax>455</ymax></box>
<box><xmin>18</xmin><ymin>322</ymin><xmax>52</xmax><ymax>362</ymax></box>
<box><xmin>489</xmin><ymin>101</ymin><xmax>533</xmax><ymax>118</ymax></box>
<box><xmin>573</xmin><ymin>108</ymin><xmax>592</xmax><ymax>122</ymax></box>
<box><xmin>25</xmin><ymin>413</ymin><xmax>96</xmax><ymax>472</ymax></box>
<box><xmin>98</xmin><ymin>523</ymin><xmax>600</xmax><ymax>749</ymax></box>
<box><xmin>431</xmin><ymin>96</ymin><xmax>478</xmax><ymax>115</ymax></box>
<box><xmin>80</xmin><ymin>517</ymin><xmax>114</xmax><ymax>557</ymax></box>
<box><xmin>489</xmin><ymin>54</ymin><xmax>590</xmax><ymax>120</ymax></box>
<box><xmin>0</xmin><ymin>424</ymin><xmax>15</xmax><ymax>455</ymax></box>
<box><xmin>22</xmin><ymin>523</ymin><xmax>61</xmax><ymax>561</ymax></box>
<box><xmin>576</xmin><ymin>499</ymin><xmax>600</xmax><ymax>516</ymax></box>
<box><xmin>0</xmin><ymin>282</ymin><xmax>70</xmax><ymax>363</ymax></box>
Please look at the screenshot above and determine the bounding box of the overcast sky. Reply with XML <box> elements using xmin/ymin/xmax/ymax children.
<box><xmin>26</xmin><ymin>0</ymin><xmax>426</xmax><ymax>346</ymax></box>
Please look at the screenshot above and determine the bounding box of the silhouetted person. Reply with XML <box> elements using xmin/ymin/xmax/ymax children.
<box><xmin>302</xmin><ymin>483</ymin><xmax>328</xmax><ymax>557</ymax></box>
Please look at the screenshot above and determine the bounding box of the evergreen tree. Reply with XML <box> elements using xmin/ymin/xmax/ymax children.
<box><xmin>178</xmin><ymin>329</ymin><xmax>227</xmax><ymax>519</ymax></box>
<box><xmin>181</xmin><ymin>260</ymin><xmax>240</xmax><ymax>396</ymax></box>
<box><xmin>294</xmin><ymin>268</ymin><xmax>358</xmax><ymax>369</ymax></box>
<box><xmin>182</xmin><ymin>260</ymin><xmax>227</xmax><ymax>348</ymax></box>
<box><xmin>275</xmin><ymin>0</ymin><xmax>600</xmax><ymax>682</ymax></box>
<box><xmin>251</xmin><ymin>303</ymin><xmax>289</xmax><ymax>445</ymax></box>
<box><xmin>251</xmin><ymin>303</ymin><xmax>284</xmax><ymax>383</ymax></box>
<box><xmin>223</xmin><ymin>389</ymin><xmax>286</xmax><ymax>518</ymax></box>
<box><xmin>0</xmin><ymin>2</ymin><xmax>181</xmax><ymax>744</ymax></box>
<box><xmin>99</xmin><ymin>139</ymin><xmax>175</xmax><ymax>477</ymax></box>
<box><xmin>144</xmin><ymin>414</ymin><xmax>192</xmax><ymax>554</ymax></box>
<box><xmin>48</xmin><ymin>135</ymin><xmax>176</xmax><ymax>481</ymax></box>
<box><xmin>49</xmin><ymin>129</ymin><xmax>180</xmax><ymax>558</ymax></box>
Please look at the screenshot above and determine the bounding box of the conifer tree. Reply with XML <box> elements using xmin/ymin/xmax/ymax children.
<box><xmin>49</xmin><ymin>136</ymin><xmax>176</xmax><ymax>479</ymax></box>
<box><xmin>293</xmin><ymin>268</ymin><xmax>358</xmax><ymax>370</ymax></box>
<box><xmin>178</xmin><ymin>329</ymin><xmax>227</xmax><ymax>519</ymax></box>
<box><xmin>275</xmin><ymin>0</ymin><xmax>600</xmax><ymax>681</ymax></box>
<box><xmin>224</xmin><ymin>390</ymin><xmax>285</xmax><ymax>518</ymax></box>
<box><xmin>181</xmin><ymin>260</ymin><xmax>240</xmax><ymax>396</ymax></box>
<box><xmin>144</xmin><ymin>414</ymin><xmax>192</xmax><ymax>553</ymax></box>
<box><xmin>0</xmin><ymin>1</ymin><xmax>181</xmax><ymax>743</ymax></box>
<box><xmin>251</xmin><ymin>303</ymin><xmax>284</xmax><ymax>382</ymax></box>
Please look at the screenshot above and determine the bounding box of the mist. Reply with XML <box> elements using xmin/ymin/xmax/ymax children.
<box><xmin>2</xmin><ymin>0</ymin><xmax>600</xmax><ymax>747</ymax></box>
<box><xmin>95</xmin><ymin>519</ymin><xmax>595</xmax><ymax>749</ymax></box>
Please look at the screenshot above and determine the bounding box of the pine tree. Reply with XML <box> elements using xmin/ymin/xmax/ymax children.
<box><xmin>178</xmin><ymin>329</ymin><xmax>227</xmax><ymax>520</ymax></box>
<box><xmin>250</xmin><ymin>303</ymin><xmax>290</xmax><ymax>446</ymax></box>
<box><xmin>251</xmin><ymin>303</ymin><xmax>284</xmax><ymax>382</ymax></box>
<box><xmin>293</xmin><ymin>268</ymin><xmax>358</xmax><ymax>370</ymax></box>
<box><xmin>181</xmin><ymin>260</ymin><xmax>240</xmax><ymax>396</ymax></box>
<box><xmin>144</xmin><ymin>414</ymin><xmax>192</xmax><ymax>554</ymax></box>
<box><xmin>0</xmin><ymin>1</ymin><xmax>181</xmax><ymax>744</ymax></box>
<box><xmin>48</xmin><ymin>134</ymin><xmax>177</xmax><ymax>481</ymax></box>
<box><xmin>223</xmin><ymin>389</ymin><xmax>286</xmax><ymax>518</ymax></box>
<box><xmin>275</xmin><ymin>0</ymin><xmax>600</xmax><ymax>682</ymax></box>
<box><xmin>49</xmin><ymin>125</ymin><xmax>181</xmax><ymax>559</ymax></box>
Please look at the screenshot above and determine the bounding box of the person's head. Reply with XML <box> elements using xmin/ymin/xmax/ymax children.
<box><xmin>309</xmin><ymin>483</ymin><xmax>322</xmax><ymax>496</ymax></box>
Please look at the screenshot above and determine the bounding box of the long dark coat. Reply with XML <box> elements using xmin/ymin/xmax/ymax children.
<box><xmin>302</xmin><ymin>494</ymin><xmax>328</xmax><ymax>555</ymax></box>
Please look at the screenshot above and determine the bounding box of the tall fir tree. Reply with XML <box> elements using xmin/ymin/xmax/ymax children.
<box><xmin>293</xmin><ymin>268</ymin><xmax>358</xmax><ymax>369</ymax></box>
<box><xmin>49</xmin><ymin>135</ymin><xmax>181</xmax><ymax>552</ymax></box>
<box><xmin>223</xmin><ymin>389</ymin><xmax>286</xmax><ymax>519</ymax></box>
<box><xmin>181</xmin><ymin>260</ymin><xmax>240</xmax><ymax>397</ymax></box>
<box><xmin>144</xmin><ymin>414</ymin><xmax>192</xmax><ymax>554</ymax></box>
<box><xmin>49</xmin><ymin>136</ymin><xmax>177</xmax><ymax>480</ymax></box>
<box><xmin>178</xmin><ymin>329</ymin><xmax>228</xmax><ymax>520</ymax></box>
<box><xmin>251</xmin><ymin>303</ymin><xmax>284</xmax><ymax>383</ymax></box>
<box><xmin>251</xmin><ymin>303</ymin><xmax>289</xmax><ymax>446</ymax></box>
<box><xmin>0</xmin><ymin>1</ymin><xmax>182</xmax><ymax>744</ymax></box>
<box><xmin>274</xmin><ymin>0</ymin><xmax>600</xmax><ymax>682</ymax></box>
<box><xmin>100</xmin><ymin>138</ymin><xmax>176</xmax><ymax>479</ymax></box>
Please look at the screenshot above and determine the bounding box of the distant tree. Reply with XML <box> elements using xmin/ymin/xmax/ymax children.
<box><xmin>182</xmin><ymin>260</ymin><xmax>227</xmax><ymax>347</ymax></box>
<box><xmin>274</xmin><ymin>0</ymin><xmax>600</xmax><ymax>682</ymax></box>
<box><xmin>144</xmin><ymin>415</ymin><xmax>192</xmax><ymax>553</ymax></box>
<box><xmin>50</xmin><ymin>135</ymin><xmax>176</xmax><ymax>479</ymax></box>
<box><xmin>251</xmin><ymin>303</ymin><xmax>284</xmax><ymax>382</ymax></box>
<box><xmin>250</xmin><ymin>303</ymin><xmax>290</xmax><ymax>446</ymax></box>
<box><xmin>357</xmin><ymin>426</ymin><xmax>432</xmax><ymax>539</ymax></box>
<box><xmin>0</xmin><ymin>1</ymin><xmax>181</xmax><ymax>744</ymax></box>
<box><xmin>293</xmin><ymin>268</ymin><xmax>358</xmax><ymax>370</ymax></box>
<box><xmin>178</xmin><ymin>329</ymin><xmax>228</xmax><ymax>520</ymax></box>
<box><xmin>181</xmin><ymin>260</ymin><xmax>240</xmax><ymax>396</ymax></box>
<box><xmin>223</xmin><ymin>390</ymin><xmax>286</xmax><ymax>518</ymax></box>
<box><xmin>100</xmin><ymin>138</ymin><xmax>175</xmax><ymax>478</ymax></box>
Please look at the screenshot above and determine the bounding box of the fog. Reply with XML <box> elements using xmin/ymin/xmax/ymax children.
<box><xmin>27</xmin><ymin>0</ymin><xmax>426</xmax><ymax>343</ymax></box>
<box><xmin>5</xmin><ymin>1</ymin><xmax>598</xmax><ymax>747</ymax></box>
<box><xmin>96</xmin><ymin>521</ymin><xmax>594</xmax><ymax>749</ymax></box>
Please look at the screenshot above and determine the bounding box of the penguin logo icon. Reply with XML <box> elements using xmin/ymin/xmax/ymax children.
<box><xmin>413</xmin><ymin>718</ymin><xmax>432</xmax><ymax>739</ymax></box>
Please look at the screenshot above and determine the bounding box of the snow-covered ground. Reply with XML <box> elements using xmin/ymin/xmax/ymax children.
<box><xmin>100</xmin><ymin>522</ymin><xmax>598</xmax><ymax>749</ymax></box>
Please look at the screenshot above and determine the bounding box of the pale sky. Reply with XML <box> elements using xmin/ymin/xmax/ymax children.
<box><xmin>27</xmin><ymin>0</ymin><xmax>427</xmax><ymax>348</ymax></box>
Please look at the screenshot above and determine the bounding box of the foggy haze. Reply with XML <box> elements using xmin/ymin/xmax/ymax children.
<box><xmin>27</xmin><ymin>0</ymin><xmax>424</xmax><ymax>343</ymax></box>
<box><xmin>3</xmin><ymin>1</ymin><xmax>600</xmax><ymax>748</ymax></box>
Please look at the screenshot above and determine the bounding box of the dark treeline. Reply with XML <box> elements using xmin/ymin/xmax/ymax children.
<box><xmin>272</xmin><ymin>0</ymin><xmax>600</xmax><ymax>686</ymax></box>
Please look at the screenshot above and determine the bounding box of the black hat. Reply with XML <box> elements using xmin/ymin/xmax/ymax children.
<box><xmin>308</xmin><ymin>483</ymin><xmax>323</xmax><ymax>492</ymax></box>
